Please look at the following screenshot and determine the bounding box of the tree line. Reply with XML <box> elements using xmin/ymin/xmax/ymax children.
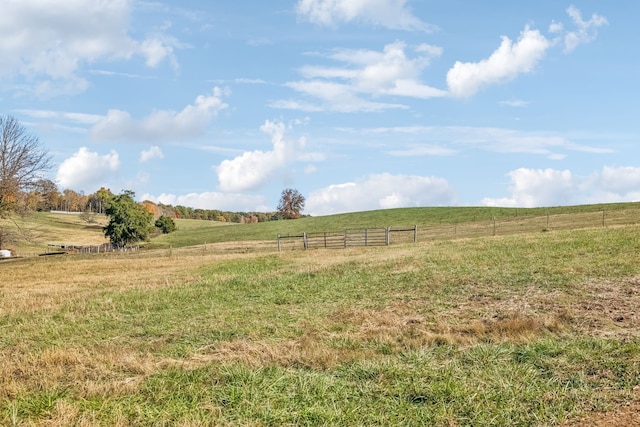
<box><xmin>19</xmin><ymin>183</ymin><xmax>299</xmax><ymax>224</ymax></box>
<box><xmin>1</xmin><ymin>115</ymin><xmax>307</xmax><ymax>249</ymax></box>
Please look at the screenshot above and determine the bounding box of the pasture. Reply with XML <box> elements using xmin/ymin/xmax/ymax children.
<box><xmin>1</xmin><ymin>206</ymin><xmax>639</xmax><ymax>425</ymax></box>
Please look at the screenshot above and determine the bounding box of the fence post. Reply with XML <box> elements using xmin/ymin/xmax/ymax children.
<box><xmin>414</xmin><ymin>225</ymin><xmax>417</xmax><ymax>243</ymax></box>
<box><xmin>365</xmin><ymin>228</ymin><xmax>368</xmax><ymax>246</ymax></box>
<box><xmin>344</xmin><ymin>230</ymin><xmax>347</xmax><ymax>248</ymax></box>
<box><xmin>493</xmin><ymin>217</ymin><xmax>496</xmax><ymax>236</ymax></box>
<box><xmin>386</xmin><ymin>227</ymin><xmax>390</xmax><ymax>245</ymax></box>
<box><xmin>303</xmin><ymin>232</ymin><xmax>308</xmax><ymax>250</ymax></box>
<box><xmin>324</xmin><ymin>232</ymin><xmax>327</xmax><ymax>248</ymax></box>
<box><xmin>277</xmin><ymin>234</ymin><xmax>281</xmax><ymax>252</ymax></box>
<box><xmin>602</xmin><ymin>209</ymin><xmax>605</xmax><ymax>227</ymax></box>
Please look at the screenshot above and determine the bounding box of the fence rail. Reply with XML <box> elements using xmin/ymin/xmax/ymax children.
<box><xmin>43</xmin><ymin>244</ymin><xmax>139</xmax><ymax>255</ymax></box>
<box><xmin>276</xmin><ymin>208</ymin><xmax>640</xmax><ymax>251</ymax></box>
<box><xmin>420</xmin><ymin>209</ymin><xmax>640</xmax><ymax>241</ymax></box>
<box><xmin>277</xmin><ymin>226</ymin><xmax>416</xmax><ymax>251</ymax></box>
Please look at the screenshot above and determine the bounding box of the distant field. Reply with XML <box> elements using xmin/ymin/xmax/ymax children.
<box><xmin>1</xmin><ymin>205</ymin><xmax>639</xmax><ymax>425</ymax></box>
<box><xmin>3</xmin><ymin>202</ymin><xmax>640</xmax><ymax>255</ymax></box>
<box><xmin>0</xmin><ymin>212</ymin><xmax>110</xmax><ymax>256</ymax></box>
<box><xmin>151</xmin><ymin>202</ymin><xmax>640</xmax><ymax>249</ymax></box>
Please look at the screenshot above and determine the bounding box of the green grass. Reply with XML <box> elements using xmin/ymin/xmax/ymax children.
<box><xmin>2</xmin><ymin>207</ymin><xmax>640</xmax><ymax>425</ymax></box>
<box><xmin>3</xmin><ymin>225</ymin><xmax>640</xmax><ymax>425</ymax></box>
<box><xmin>149</xmin><ymin>202</ymin><xmax>640</xmax><ymax>249</ymax></box>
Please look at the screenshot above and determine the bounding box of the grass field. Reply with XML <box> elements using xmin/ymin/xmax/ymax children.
<box><xmin>1</xmin><ymin>206</ymin><xmax>639</xmax><ymax>425</ymax></box>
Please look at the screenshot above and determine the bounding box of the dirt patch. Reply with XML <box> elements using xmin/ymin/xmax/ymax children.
<box><xmin>562</xmin><ymin>396</ymin><xmax>640</xmax><ymax>426</ymax></box>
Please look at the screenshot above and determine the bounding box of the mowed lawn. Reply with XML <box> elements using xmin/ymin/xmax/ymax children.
<box><xmin>1</xmin><ymin>213</ymin><xmax>639</xmax><ymax>425</ymax></box>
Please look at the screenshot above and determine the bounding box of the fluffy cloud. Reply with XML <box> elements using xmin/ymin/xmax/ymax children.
<box><xmin>296</xmin><ymin>0</ymin><xmax>433</xmax><ymax>31</ymax></box>
<box><xmin>0</xmin><ymin>0</ymin><xmax>181</xmax><ymax>96</ymax></box>
<box><xmin>447</xmin><ymin>7</ymin><xmax>607</xmax><ymax>98</ymax></box>
<box><xmin>56</xmin><ymin>147</ymin><xmax>120</xmax><ymax>191</ymax></box>
<box><xmin>140</xmin><ymin>146</ymin><xmax>164</xmax><ymax>163</ymax></box>
<box><xmin>216</xmin><ymin>120</ymin><xmax>317</xmax><ymax>192</ymax></box>
<box><xmin>275</xmin><ymin>41</ymin><xmax>445</xmax><ymax>112</ymax></box>
<box><xmin>447</xmin><ymin>27</ymin><xmax>550</xmax><ymax>98</ymax></box>
<box><xmin>483</xmin><ymin>166</ymin><xmax>640</xmax><ymax>208</ymax></box>
<box><xmin>142</xmin><ymin>192</ymin><xmax>269</xmax><ymax>213</ymax></box>
<box><xmin>306</xmin><ymin>173</ymin><xmax>455</xmax><ymax>216</ymax></box>
<box><xmin>90</xmin><ymin>87</ymin><xmax>228</xmax><ymax>142</ymax></box>
<box><xmin>482</xmin><ymin>168</ymin><xmax>575</xmax><ymax>208</ymax></box>
<box><xmin>583</xmin><ymin>166</ymin><xmax>640</xmax><ymax>203</ymax></box>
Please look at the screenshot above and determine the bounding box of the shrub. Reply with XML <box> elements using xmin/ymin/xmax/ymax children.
<box><xmin>155</xmin><ymin>215</ymin><xmax>176</xmax><ymax>234</ymax></box>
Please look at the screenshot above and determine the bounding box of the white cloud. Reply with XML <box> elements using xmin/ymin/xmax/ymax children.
<box><xmin>14</xmin><ymin>109</ymin><xmax>102</xmax><ymax>124</ymax></box>
<box><xmin>583</xmin><ymin>166</ymin><xmax>640</xmax><ymax>203</ymax></box>
<box><xmin>142</xmin><ymin>192</ymin><xmax>269</xmax><ymax>213</ymax></box>
<box><xmin>347</xmin><ymin>125</ymin><xmax>612</xmax><ymax>159</ymax></box>
<box><xmin>276</xmin><ymin>41</ymin><xmax>446</xmax><ymax>112</ymax></box>
<box><xmin>216</xmin><ymin>120</ymin><xmax>318</xmax><ymax>192</ymax></box>
<box><xmin>90</xmin><ymin>87</ymin><xmax>228</xmax><ymax>142</ymax></box>
<box><xmin>56</xmin><ymin>147</ymin><xmax>120</xmax><ymax>191</ymax></box>
<box><xmin>140</xmin><ymin>146</ymin><xmax>164</xmax><ymax>162</ymax></box>
<box><xmin>447</xmin><ymin>26</ymin><xmax>550</xmax><ymax>97</ymax></box>
<box><xmin>0</xmin><ymin>0</ymin><xmax>182</xmax><ymax>96</ymax></box>
<box><xmin>296</xmin><ymin>0</ymin><xmax>434</xmax><ymax>31</ymax></box>
<box><xmin>483</xmin><ymin>166</ymin><xmax>640</xmax><ymax>208</ymax></box>
<box><xmin>482</xmin><ymin>168</ymin><xmax>575</xmax><ymax>207</ymax></box>
<box><xmin>306</xmin><ymin>173</ymin><xmax>455</xmax><ymax>216</ymax></box>
<box><xmin>563</xmin><ymin>6</ymin><xmax>608</xmax><ymax>53</ymax></box>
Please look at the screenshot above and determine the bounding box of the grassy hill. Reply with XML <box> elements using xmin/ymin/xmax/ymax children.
<box><xmin>2</xmin><ymin>202</ymin><xmax>640</xmax><ymax>256</ymax></box>
<box><xmin>151</xmin><ymin>201</ymin><xmax>640</xmax><ymax>249</ymax></box>
<box><xmin>1</xmin><ymin>203</ymin><xmax>639</xmax><ymax>425</ymax></box>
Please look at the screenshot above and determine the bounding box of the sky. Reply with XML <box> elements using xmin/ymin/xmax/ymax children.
<box><xmin>1</xmin><ymin>0</ymin><xmax>639</xmax><ymax>216</ymax></box>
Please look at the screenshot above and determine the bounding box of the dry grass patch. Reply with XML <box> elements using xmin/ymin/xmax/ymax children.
<box><xmin>327</xmin><ymin>305</ymin><xmax>569</xmax><ymax>351</ymax></box>
<box><xmin>189</xmin><ymin>334</ymin><xmax>374</xmax><ymax>370</ymax></box>
<box><xmin>0</xmin><ymin>245</ymin><xmax>271</xmax><ymax>315</ymax></box>
<box><xmin>0</xmin><ymin>345</ymin><xmax>159</xmax><ymax>401</ymax></box>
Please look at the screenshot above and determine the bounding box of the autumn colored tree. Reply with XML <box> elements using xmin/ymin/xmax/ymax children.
<box><xmin>32</xmin><ymin>179</ymin><xmax>60</xmax><ymax>211</ymax></box>
<box><xmin>95</xmin><ymin>187</ymin><xmax>114</xmax><ymax>214</ymax></box>
<box><xmin>277</xmin><ymin>188</ymin><xmax>305</xmax><ymax>219</ymax></box>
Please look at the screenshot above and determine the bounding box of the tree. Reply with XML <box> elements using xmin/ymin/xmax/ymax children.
<box><xmin>103</xmin><ymin>190</ymin><xmax>153</xmax><ymax>248</ymax></box>
<box><xmin>277</xmin><ymin>188</ymin><xmax>305</xmax><ymax>219</ymax></box>
<box><xmin>95</xmin><ymin>187</ymin><xmax>114</xmax><ymax>214</ymax></box>
<box><xmin>32</xmin><ymin>179</ymin><xmax>60</xmax><ymax>211</ymax></box>
<box><xmin>0</xmin><ymin>115</ymin><xmax>52</xmax><ymax>217</ymax></box>
<box><xmin>155</xmin><ymin>215</ymin><xmax>176</xmax><ymax>234</ymax></box>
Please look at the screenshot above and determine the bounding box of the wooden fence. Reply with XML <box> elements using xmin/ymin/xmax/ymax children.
<box><xmin>277</xmin><ymin>226</ymin><xmax>417</xmax><ymax>251</ymax></box>
<box><xmin>42</xmin><ymin>244</ymin><xmax>139</xmax><ymax>255</ymax></box>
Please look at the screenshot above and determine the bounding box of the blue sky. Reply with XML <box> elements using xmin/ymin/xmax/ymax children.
<box><xmin>1</xmin><ymin>0</ymin><xmax>638</xmax><ymax>216</ymax></box>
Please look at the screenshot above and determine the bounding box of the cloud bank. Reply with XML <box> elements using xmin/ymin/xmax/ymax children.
<box><xmin>0</xmin><ymin>0</ymin><xmax>181</xmax><ymax>96</ymax></box>
<box><xmin>306</xmin><ymin>173</ymin><xmax>455</xmax><ymax>215</ymax></box>
<box><xmin>482</xmin><ymin>166</ymin><xmax>640</xmax><ymax>208</ymax></box>
<box><xmin>90</xmin><ymin>87</ymin><xmax>228</xmax><ymax>143</ymax></box>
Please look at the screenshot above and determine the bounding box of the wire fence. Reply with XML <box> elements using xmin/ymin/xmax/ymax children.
<box><xmin>276</xmin><ymin>208</ymin><xmax>640</xmax><ymax>251</ymax></box>
<box><xmin>421</xmin><ymin>208</ymin><xmax>640</xmax><ymax>240</ymax></box>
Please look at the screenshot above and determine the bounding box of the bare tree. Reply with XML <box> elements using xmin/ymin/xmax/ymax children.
<box><xmin>277</xmin><ymin>188</ymin><xmax>305</xmax><ymax>219</ymax></box>
<box><xmin>0</xmin><ymin>115</ymin><xmax>52</xmax><ymax>217</ymax></box>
